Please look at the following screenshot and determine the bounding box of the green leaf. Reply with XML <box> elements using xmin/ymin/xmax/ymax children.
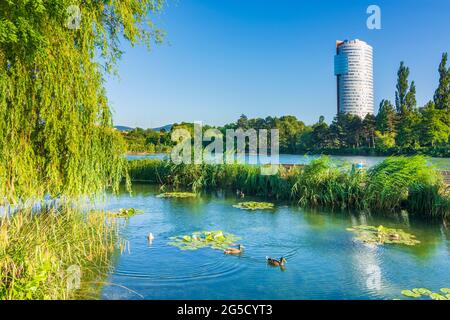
<box><xmin>401</xmin><ymin>290</ymin><xmax>421</xmax><ymax>298</ymax></box>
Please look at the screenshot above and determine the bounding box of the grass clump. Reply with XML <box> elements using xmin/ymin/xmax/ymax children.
<box><xmin>290</xmin><ymin>156</ymin><xmax>365</xmax><ymax>209</ymax></box>
<box><xmin>0</xmin><ymin>207</ymin><xmax>121</xmax><ymax>300</ymax></box>
<box><xmin>347</xmin><ymin>225</ymin><xmax>420</xmax><ymax>246</ymax></box>
<box><xmin>365</xmin><ymin>156</ymin><xmax>444</xmax><ymax>213</ymax></box>
<box><xmin>233</xmin><ymin>201</ymin><xmax>275</xmax><ymax>211</ymax></box>
<box><xmin>168</xmin><ymin>231</ymin><xmax>241</xmax><ymax>251</ymax></box>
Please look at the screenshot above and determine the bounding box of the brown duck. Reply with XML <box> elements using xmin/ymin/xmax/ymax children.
<box><xmin>266</xmin><ymin>257</ymin><xmax>287</xmax><ymax>266</ymax></box>
<box><xmin>224</xmin><ymin>244</ymin><xmax>244</xmax><ymax>255</ymax></box>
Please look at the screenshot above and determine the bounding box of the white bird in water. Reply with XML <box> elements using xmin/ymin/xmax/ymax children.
<box><xmin>147</xmin><ymin>233</ymin><xmax>155</xmax><ymax>241</ymax></box>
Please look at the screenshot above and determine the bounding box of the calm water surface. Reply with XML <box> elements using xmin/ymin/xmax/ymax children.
<box><xmin>100</xmin><ymin>184</ymin><xmax>450</xmax><ymax>300</ymax></box>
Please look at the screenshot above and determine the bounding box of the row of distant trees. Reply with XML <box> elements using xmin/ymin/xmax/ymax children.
<box><xmin>304</xmin><ymin>53</ymin><xmax>450</xmax><ymax>155</ymax></box>
<box><xmin>123</xmin><ymin>53</ymin><xmax>450</xmax><ymax>157</ymax></box>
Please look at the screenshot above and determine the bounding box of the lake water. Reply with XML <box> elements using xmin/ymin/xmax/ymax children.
<box><xmin>100</xmin><ymin>183</ymin><xmax>450</xmax><ymax>300</ymax></box>
<box><xmin>127</xmin><ymin>154</ymin><xmax>450</xmax><ymax>170</ymax></box>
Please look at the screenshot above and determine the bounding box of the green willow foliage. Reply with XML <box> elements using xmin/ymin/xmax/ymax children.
<box><xmin>0</xmin><ymin>1</ymin><xmax>164</xmax><ymax>203</ymax></box>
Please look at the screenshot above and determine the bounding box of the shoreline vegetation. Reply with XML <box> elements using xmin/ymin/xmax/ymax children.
<box><xmin>0</xmin><ymin>207</ymin><xmax>122</xmax><ymax>300</ymax></box>
<box><xmin>128</xmin><ymin>156</ymin><xmax>450</xmax><ymax>219</ymax></box>
<box><xmin>0</xmin><ymin>1</ymin><xmax>163</xmax><ymax>300</ymax></box>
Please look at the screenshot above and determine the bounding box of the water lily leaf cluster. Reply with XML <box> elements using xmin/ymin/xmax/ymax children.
<box><xmin>157</xmin><ymin>192</ymin><xmax>197</xmax><ymax>198</ymax></box>
<box><xmin>346</xmin><ymin>225</ymin><xmax>420</xmax><ymax>246</ymax></box>
<box><xmin>233</xmin><ymin>202</ymin><xmax>275</xmax><ymax>211</ymax></box>
<box><xmin>401</xmin><ymin>288</ymin><xmax>450</xmax><ymax>300</ymax></box>
<box><xmin>107</xmin><ymin>208</ymin><xmax>144</xmax><ymax>218</ymax></box>
<box><xmin>168</xmin><ymin>231</ymin><xmax>241</xmax><ymax>251</ymax></box>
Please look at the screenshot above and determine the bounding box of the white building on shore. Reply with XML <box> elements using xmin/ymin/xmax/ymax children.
<box><xmin>334</xmin><ymin>39</ymin><xmax>374</xmax><ymax>119</ymax></box>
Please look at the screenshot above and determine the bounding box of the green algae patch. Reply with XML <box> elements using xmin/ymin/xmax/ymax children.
<box><xmin>346</xmin><ymin>225</ymin><xmax>420</xmax><ymax>246</ymax></box>
<box><xmin>401</xmin><ymin>288</ymin><xmax>450</xmax><ymax>300</ymax></box>
<box><xmin>233</xmin><ymin>201</ymin><xmax>275</xmax><ymax>211</ymax></box>
<box><xmin>168</xmin><ymin>231</ymin><xmax>241</xmax><ymax>251</ymax></box>
<box><xmin>157</xmin><ymin>192</ymin><xmax>197</xmax><ymax>198</ymax></box>
<box><xmin>108</xmin><ymin>208</ymin><xmax>144</xmax><ymax>218</ymax></box>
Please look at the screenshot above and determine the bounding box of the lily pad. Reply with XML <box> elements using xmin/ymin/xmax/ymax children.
<box><xmin>107</xmin><ymin>208</ymin><xmax>144</xmax><ymax>218</ymax></box>
<box><xmin>347</xmin><ymin>225</ymin><xmax>420</xmax><ymax>246</ymax></box>
<box><xmin>233</xmin><ymin>201</ymin><xmax>275</xmax><ymax>211</ymax></box>
<box><xmin>400</xmin><ymin>287</ymin><xmax>450</xmax><ymax>300</ymax></box>
<box><xmin>412</xmin><ymin>288</ymin><xmax>432</xmax><ymax>296</ymax></box>
<box><xmin>430</xmin><ymin>293</ymin><xmax>448</xmax><ymax>300</ymax></box>
<box><xmin>157</xmin><ymin>192</ymin><xmax>197</xmax><ymax>198</ymax></box>
<box><xmin>401</xmin><ymin>290</ymin><xmax>421</xmax><ymax>298</ymax></box>
<box><xmin>168</xmin><ymin>230</ymin><xmax>241</xmax><ymax>251</ymax></box>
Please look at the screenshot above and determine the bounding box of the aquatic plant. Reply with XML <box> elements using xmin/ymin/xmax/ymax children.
<box><xmin>365</xmin><ymin>156</ymin><xmax>443</xmax><ymax>213</ymax></box>
<box><xmin>168</xmin><ymin>231</ymin><xmax>241</xmax><ymax>251</ymax></box>
<box><xmin>128</xmin><ymin>156</ymin><xmax>449</xmax><ymax>218</ymax></box>
<box><xmin>128</xmin><ymin>159</ymin><xmax>291</xmax><ymax>199</ymax></box>
<box><xmin>401</xmin><ymin>288</ymin><xmax>450</xmax><ymax>300</ymax></box>
<box><xmin>157</xmin><ymin>192</ymin><xmax>197</xmax><ymax>198</ymax></box>
<box><xmin>108</xmin><ymin>208</ymin><xmax>144</xmax><ymax>218</ymax></box>
<box><xmin>346</xmin><ymin>225</ymin><xmax>420</xmax><ymax>246</ymax></box>
<box><xmin>290</xmin><ymin>156</ymin><xmax>366</xmax><ymax>209</ymax></box>
<box><xmin>0</xmin><ymin>208</ymin><xmax>122</xmax><ymax>300</ymax></box>
<box><xmin>233</xmin><ymin>201</ymin><xmax>275</xmax><ymax>211</ymax></box>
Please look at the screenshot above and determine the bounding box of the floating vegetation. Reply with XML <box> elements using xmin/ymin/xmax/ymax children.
<box><xmin>401</xmin><ymin>288</ymin><xmax>450</xmax><ymax>300</ymax></box>
<box><xmin>346</xmin><ymin>225</ymin><xmax>420</xmax><ymax>246</ymax></box>
<box><xmin>168</xmin><ymin>231</ymin><xmax>241</xmax><ymax>251</ymax></box>
<box><xmin>157</xmin><ymin>192</ymin><xmax>197</xmax><ymax>198</ymax></box>
<box><xmin>233</xmin><ymin>201</ymin><xmax>275</xmax><ymax>211</ymax></box>
<box><xmin>108</xmin><ymin>208</ymin><xmax>144</xmax><ymax>218</ymax></box>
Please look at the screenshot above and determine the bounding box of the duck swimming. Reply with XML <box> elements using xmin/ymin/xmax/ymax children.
<box><xmin>266</xmin><ymin>257</ymin><xmax>287</xmax><ymax>266</ymax></box>
<box><xmin>224</xmin><ymin>244</ymin><xmax>244</xmax><ymax>255</ymax></box>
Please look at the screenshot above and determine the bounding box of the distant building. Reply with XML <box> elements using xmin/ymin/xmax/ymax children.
<box><xmin>334</xmin><ymin>39</ymin><xmax>374</xmax><ymax>119</ymax></box>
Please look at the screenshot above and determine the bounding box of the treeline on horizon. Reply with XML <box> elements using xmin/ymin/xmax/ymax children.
<box><xmin>123</xmin><ymin>53</ymin><xmax>450</xmax><ymax>157</ymax></box>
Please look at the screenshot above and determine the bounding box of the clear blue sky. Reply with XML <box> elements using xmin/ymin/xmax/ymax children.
<box><xmin>105</xmin><ymin>0</ymin><xmax>450</xmax><ymax>128</ymax></box>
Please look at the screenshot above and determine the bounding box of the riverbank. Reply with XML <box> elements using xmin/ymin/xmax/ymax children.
<box><xmin>127</xmin><ymin>156</ymin><xmax>450</xmax><ymax>219</ymax></box>
<box><xmin>126</xmin><ymin>146</ymin><xmax>450</xmax><ymax>158</ymax></box>
<box><xmin>0</xmin><ymin>207</ymin><xmax>121</xmax><ymax>299</ymax></box>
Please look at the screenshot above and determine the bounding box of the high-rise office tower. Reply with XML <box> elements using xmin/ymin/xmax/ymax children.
<box><xmin>334</xmin><ymin>39</ymin><xmax>374</xmax><ymax>119</ymax></box>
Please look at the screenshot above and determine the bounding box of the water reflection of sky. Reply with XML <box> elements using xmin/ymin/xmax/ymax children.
<box><xmin>126</xmin><ymin>153</ymin><xmax>450</xmax><ymax>170</ymax></box>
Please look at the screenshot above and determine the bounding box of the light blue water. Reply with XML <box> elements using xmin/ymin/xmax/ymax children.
<box><xmin>127</xmin><ymin>154</ymin><xmax>450</xmax><ymax>169</ymax></box>
<box><xmin>100</xmin><ymin>184</ymin><xmax>450</xmax><ymax>300</ymax></box>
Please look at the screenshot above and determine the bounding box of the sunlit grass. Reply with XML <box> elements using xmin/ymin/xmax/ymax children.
<box><xmin>0</xmin><ymin>207</ymin><xmax>122</xmax><ymax>300</ymax></box>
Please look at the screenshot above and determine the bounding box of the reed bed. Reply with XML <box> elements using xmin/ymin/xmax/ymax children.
<box><xmin>128</xmin><ymin>156</ymin><xmax>450</xmax><ymax>218</ymax></box>
<box><xmin>0</xmin><ymin>207</ymin><xmax>121</xmax><ymax>300</ymax></box>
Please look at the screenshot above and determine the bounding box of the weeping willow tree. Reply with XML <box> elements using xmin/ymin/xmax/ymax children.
<box><xmin>0</xmin><ymin>1</ymin><xmax>164</xmax><ymax>203</ymax></box>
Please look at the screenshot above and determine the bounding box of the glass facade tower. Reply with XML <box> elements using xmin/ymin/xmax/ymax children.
<box><xmin>334</xmin><ymin>39</ymin><xmax>374</xmax><ymax>119</ymax></box>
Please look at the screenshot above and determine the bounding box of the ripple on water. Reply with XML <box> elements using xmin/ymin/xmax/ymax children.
<box><xmin>112</xmin><ymin>248</ymin><xmax>245</xmax><ymax>285</ymax></box>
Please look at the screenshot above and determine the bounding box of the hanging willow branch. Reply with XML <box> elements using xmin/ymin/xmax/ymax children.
<box><xmin>0</xmin><ymin>0</ymin><xmax>164</xmax><ymax>203</ymax></box>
